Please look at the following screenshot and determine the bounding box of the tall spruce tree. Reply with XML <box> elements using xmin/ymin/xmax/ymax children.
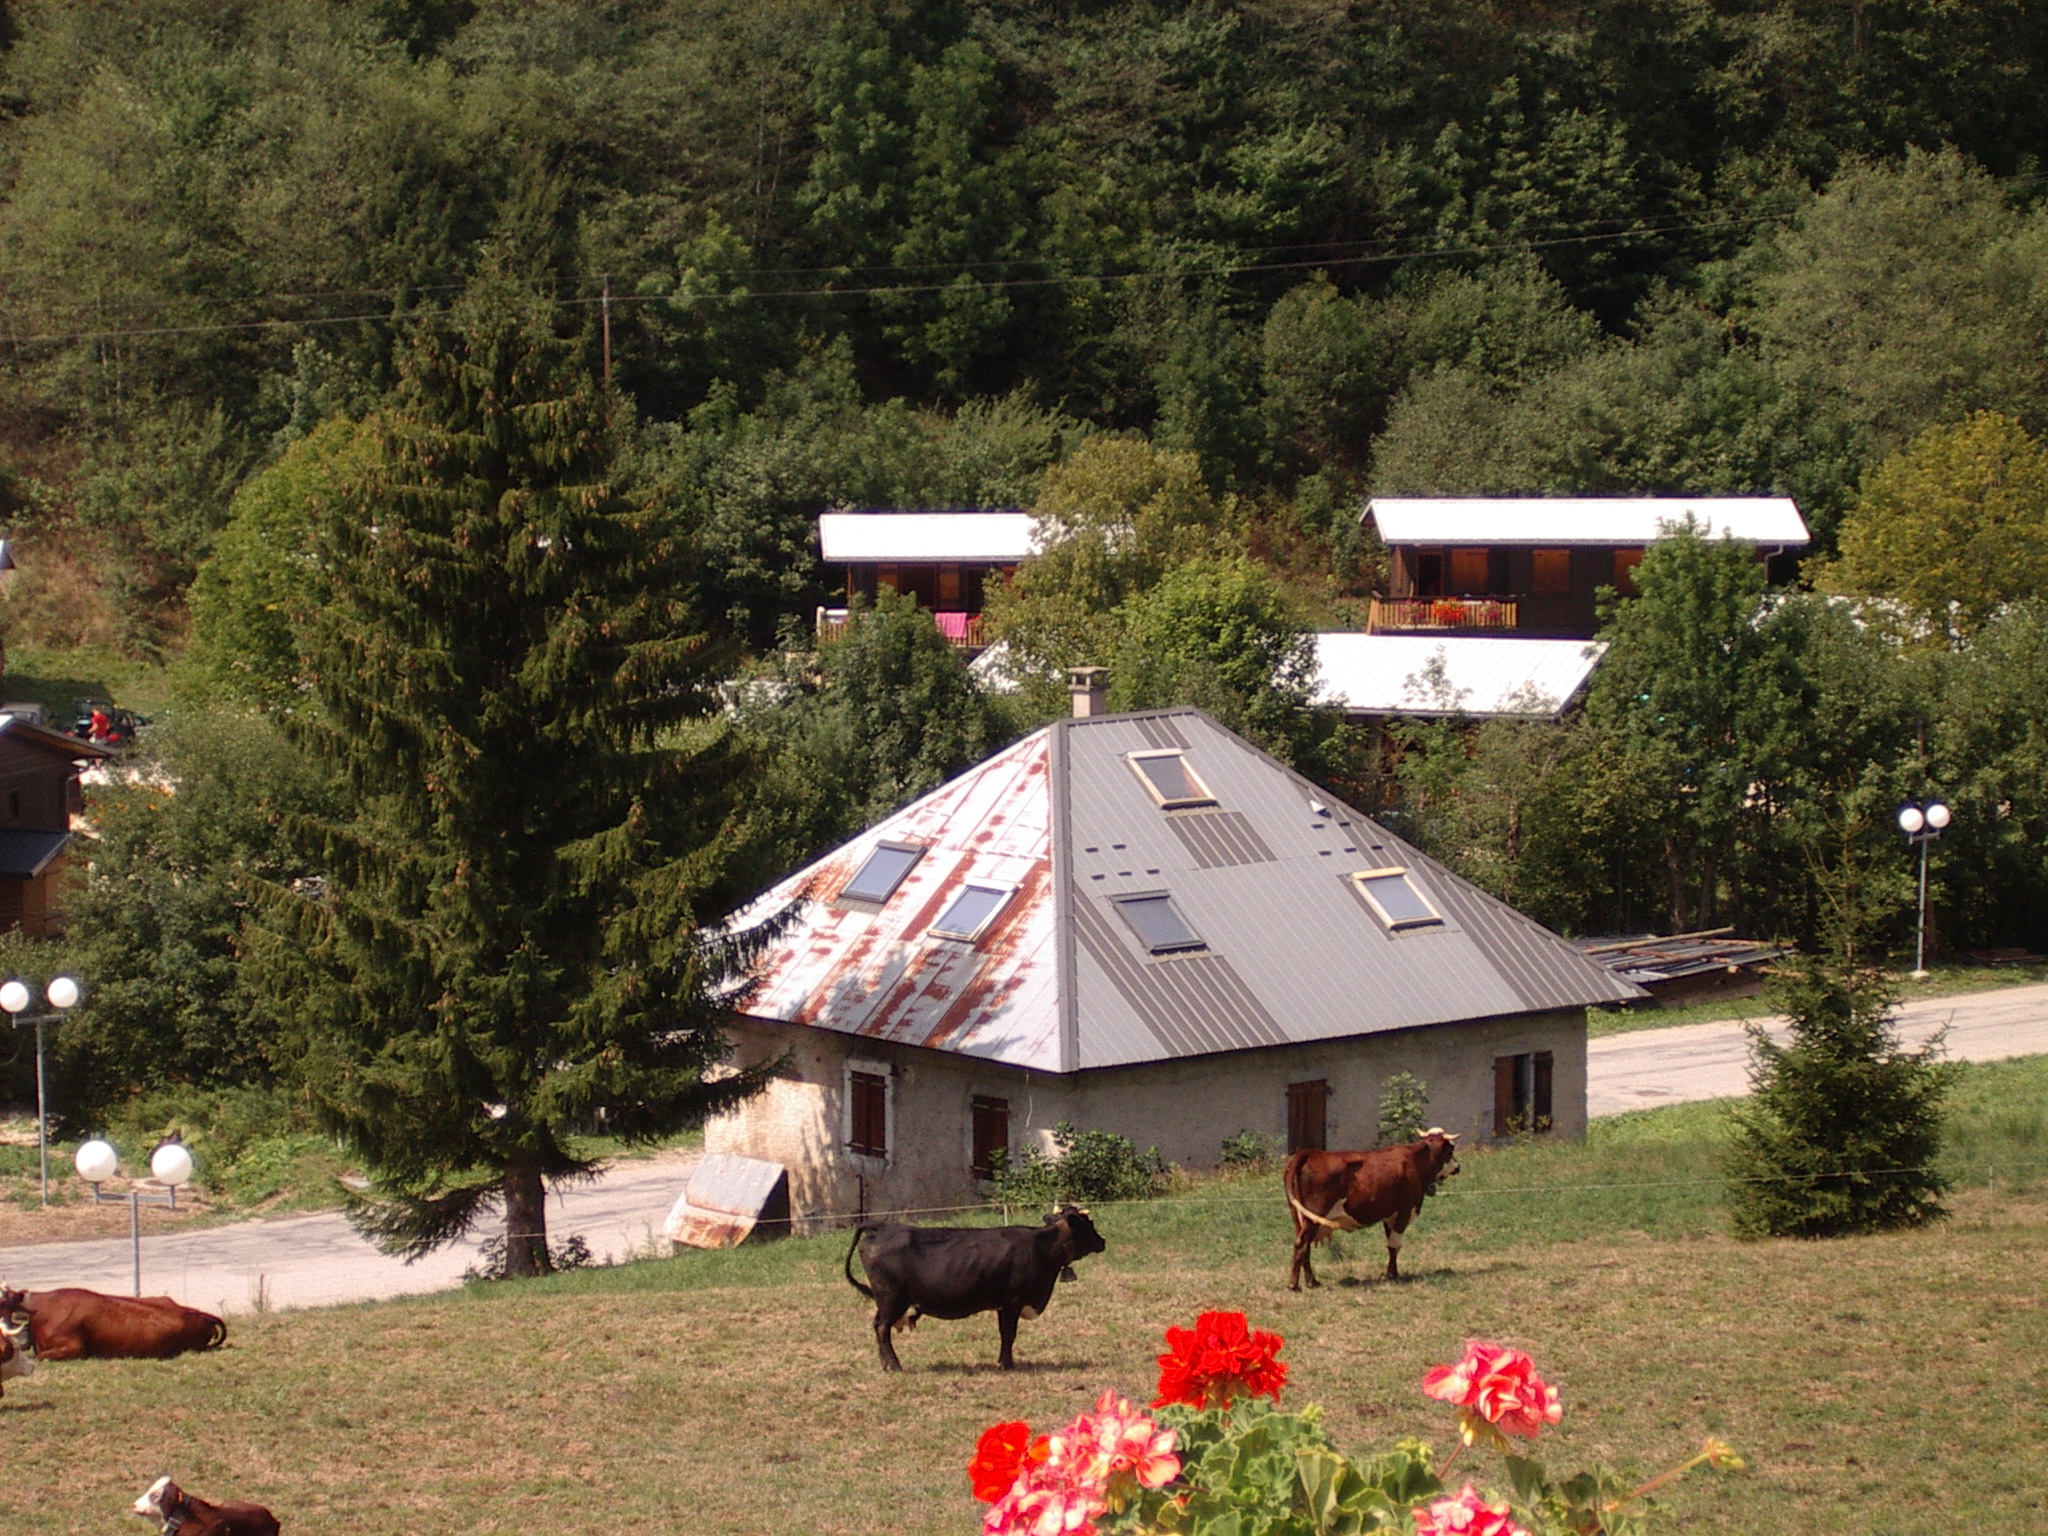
<box><xmin>255</xmin><ymin>266</ymin><xmax>769</xmax><ymax>1276</ymax></box>
<box><xmin>1724</xmin><ymin>954</ymin><xmax>1954</xmax><ymax>1240</ymax></box>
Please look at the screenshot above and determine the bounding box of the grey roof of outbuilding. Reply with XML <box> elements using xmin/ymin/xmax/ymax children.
<box><xmin>735</xmin><ymin>706</ymin><xmax>1641</xmax><ymax>1074</ymax></box>
<box><xmin>1053</xmin><ymin>710</ymin><xmax>1641</xmax><ymax>1068</ymax></box>
<box><xmin>0</xmin><ymin>829</ymin><xmax>71</xmax><ymax>878</ymax></box>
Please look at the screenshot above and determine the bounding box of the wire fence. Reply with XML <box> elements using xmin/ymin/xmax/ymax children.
<box><xmin>783</xmin><ymin>1157</ymin><xmax>2048</xmax><ymax>1231</ymax></box>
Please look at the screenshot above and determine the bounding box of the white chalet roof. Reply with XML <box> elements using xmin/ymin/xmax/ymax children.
<box><xmin>1365</xmin><ymin>497</ymin><xmax>1809</xmax><ymax>547</ymax></box>
<box><xmin>1313</xmin><ymin>635</ymin><xmax>1606</xmax><ymax>719</ymax></box>
<box><xmin>730</xmin><ymin>708</ymin><xmax>1640</xmax><ymax>1075</ymax></box>
<box><xmin>819</xmin><ymin>510</ymin><xmax>1039</xmax><ymax>563</ymax></box>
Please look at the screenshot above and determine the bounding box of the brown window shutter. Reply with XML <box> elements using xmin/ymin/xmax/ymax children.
<box><xmin>970</xmin><ymin>1095</ymin><xmax>1009</xmax><ymax>1179</ymax></box>
<box><xmin>849</xmin><ymin>1071</ymin><xmax>887</xmax><ymax>1156</ymax></box>
<box><xmin>1494</xmin><ymin>1055</ymin><xmax>1518</xmax><ymax>1137</ymax></box>
<box><xmin>1287</xmin><ymin>1080</ymin><xmax>1328</xmax><ymax>1154</ymax></box>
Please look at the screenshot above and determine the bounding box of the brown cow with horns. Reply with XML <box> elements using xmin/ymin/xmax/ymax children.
<box><xmin>1283</xmin><ymin>1129</ymin><xmax>1461</xmax><ymax>1289</ymax></box>
<box><xmin>0</xmin><ymin>1286</ymin><xmax>226</xmax><ymax>1360</ymax></box>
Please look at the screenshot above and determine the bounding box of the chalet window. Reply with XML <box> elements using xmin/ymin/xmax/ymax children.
<box><xmin>848</xmin><ymin>1068</ymin><xmax>890</xmax><ymax>1157</ymax></box>
<box><xmin>1127</xmin><ymin>750</ymin><xmax>1217</xmax><ymax>809</ymax></box>
<box><xmin>1449</xmin><ymin>548</ymin><xmax>1490</xmax><ymax>593</ymax></box>
<box><xmin>841</xmin><ymin>842</ymin><xmax>922</xmax><ymax>905</ymax></box>
<box><xmin>1493</xmin><ymin>1051</ymin><xmax>1554</xmax><ymax>1137</ymax></box>
<box><xmin>970</xmin><ymin>1094</ymin><xmax>1010</xmax><ymax>1180</ymax></box>
<box><xmin>1350</xmin><ymin>867</ymin><xmax>1444</xmax><ymax>931</ymax></box>
<box><xmin>931</xmin><ymin>883</ymin><xmax>1012</xmax><ymax>942</ymax></box>
<box><xmin>1287</xmin><ymin>1080</ymin><xmax>1328</xmax><ymax>1153</ymax></box>
<box><xmin>1532</xmin><ymin>548</ymin><xmax>1571</xmax><ymax>595</ymax></box>
<box><xmin>1612</xmin><ymin>548</ymin><xmax>1645</xmax><ymax>595</ymax></box>
<box><xmin>938</xmin><ymin>564</ymin><xmax>964</xmax><ymax>607</ymax></box>
<box><xmin>1112</xmin><ymin>892</ymin><xmax>1204</xmax><ymax>954</ymax></box>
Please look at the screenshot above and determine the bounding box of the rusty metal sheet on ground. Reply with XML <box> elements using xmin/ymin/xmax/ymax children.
<box><xmin>664</xmin><ymin>1152</ymin><xmax>790</xmax><ymax>1250</ymax></box>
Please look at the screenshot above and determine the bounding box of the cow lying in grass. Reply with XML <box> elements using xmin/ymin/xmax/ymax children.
<box><xmin>132</xmin><ymin>1475</ymin><xmax>280</xmax><ymax>1536</ymax></box>
<box><xmin>0</xmin><ymin>1286</ymin><xmax>226</xmax><ymax>1361</ymax></box>
<box><xmin>1283</xmin><ymin>1129</ymin><xmax>1461</xmax><ymax>1289</ymax></box>
<box><xmin>844</xmin><ymin>1205</ymin><xmax>1107</xmax><ymax>1371</ymax></box>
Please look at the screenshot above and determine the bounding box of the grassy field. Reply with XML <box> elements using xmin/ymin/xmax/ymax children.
<box><xmin>5</xmin><ymin>1058</ymin><xmax>2045</xmax><ymax>1535</ymax></box>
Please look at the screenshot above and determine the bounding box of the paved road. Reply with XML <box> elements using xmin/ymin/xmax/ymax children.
<box><xmin>0</xmin><ymin>1149</ymin><xmax>697</xmax><ymax>1318</ymax></box>
<box><xmin>5</xmin><ymin>983</ymin><xmax>2044</xmax><ymax>1318</ymax></box>
<box><xmin>1588</xmin><ymin>980</ymin><xmax>2048</xmax><ymax>1117</ymax></box>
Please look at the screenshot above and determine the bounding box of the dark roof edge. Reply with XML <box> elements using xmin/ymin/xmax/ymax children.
<box><xmin>1049</xmin><ymin>718</ymin><xmax>1079</xmax><ymax>1075</ymax></box>
<box><xmin>0</xmin><ymin>714</ymin><xmax>115</xmax><ymax>759</ymax></box>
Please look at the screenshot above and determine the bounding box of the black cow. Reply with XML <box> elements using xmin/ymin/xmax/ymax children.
<box><xmin>843</xmin><ymin>1205</ymin><xmax>1106</xmax><ymax>1371</ymax></box>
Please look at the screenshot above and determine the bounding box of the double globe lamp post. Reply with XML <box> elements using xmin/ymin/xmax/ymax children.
<box><xmin>1897</xmin><ymin>801</ymin><xmax>1951</xmax><ymax>981</ymax></box>
<box><xmin>74</xmin><ymin>1136</ymin><xmax>193</xmax><ymax>1298</ymax></box>
<box><xmin>2</xmin><ymin>973</ymin><xmax>81</xmax><ymax>1205</ymax></box>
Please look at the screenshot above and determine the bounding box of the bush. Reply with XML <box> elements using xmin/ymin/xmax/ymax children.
<box><xmin>95</xmin><ymin>1085</ymin><xmax>350</xmax><ymax>1210</ymax></box>
<box><xmin>1725</xmin><ymin>954</ymin><xmax>1955</xmax><ymax>1238</ymax></box>
<box><xmin>990</xmin><ymin>1122</ymin><xmax>1172</xmax><ymax>1207</ymax></box>
<box><xmin>1218</xmin><ymin>1130</ymin><xmax>1278</xmax><ymax>1171</ymax></box>
<box><xmin>1377</xmin><ymin>1073</ymin><xmax>1431</xmax><ymax>1146</ymax></box>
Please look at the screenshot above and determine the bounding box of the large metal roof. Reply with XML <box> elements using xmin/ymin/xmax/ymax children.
<box><xmin>1365</xmin><ymin>497</ymin><xmax>1809</xmax><ymax>547</ymax></box>
<box><xmin>732</xmin><ymin>709</ymin><xmax>1640</xmax><ymax>1075</ymax></box>
<box><xmin>818</xmin><ymin>510</ymin><xmax>1039</xmax><ymax>563</ymax></box>
<box><xmin>1312</xmin><ymin>634</ymin><xmax>1606</xmax><ymax>719</ymax></box>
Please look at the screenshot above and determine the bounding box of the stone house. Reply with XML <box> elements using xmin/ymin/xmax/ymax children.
<box><xmin>710</xmin><ymin>684</ymin><xmax>1640</xmax><ymax>1228</ymax></box>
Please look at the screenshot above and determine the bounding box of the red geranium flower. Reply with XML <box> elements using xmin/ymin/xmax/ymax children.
<box><xmin>1154</xmin><ymin>1311</ymin><xmax>1287</xmax><ymax>1410</ymax></box>
<box><xmin>1421</xmin><ymin>1342</ymin><xmax>1562</xmax><ymax>1444</ymax></box>
<box><xmin>1411</xmin><ymin>1483</ymin><xmax>1531</xmax><ymax>1536</ymax></box>
<box><xmin>970</xmin><ymin>1421</ymin><xmax>1049</xmax><ymax>1503</ymax></box>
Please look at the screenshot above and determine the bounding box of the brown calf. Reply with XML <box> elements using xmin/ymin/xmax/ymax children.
<box><xmin>133</xmin><ymin>1475</ymin><xmax>280</xmax><ymax>1536</ymax></box>
<box><xmin>1</xmin><ymin>1287</ymin><xmax>226</xmax><ymax>1361</ymax></box>
<box><xmin>1283</xmin><ymin>1130</ymin><xmax>1461</xmax><ymax>1289</ymax></box>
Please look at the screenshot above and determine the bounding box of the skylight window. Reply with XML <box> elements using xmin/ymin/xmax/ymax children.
<box><xmin>1112</xmin><ymin>892</ymin><xmax>1205</xmax><ymax>953</ymax></box>
<box><xmin>930</xmin><ymin>883</ymin><xmax>1012</xmax><ymax>942</ymax></box>
<box><xmin>1127</xmin><ymin>750</ymin><xmax>1217</xmax><ymax>809</ymax></box>
<box><xmin>840</xmin><ymin>842</ymin><xmax>923</xmax><ymax>905</ymax></box>
<box><xmin>1351</xmin><ymin>867</ymin><xmax>1444</xmax><ymax>931</ymax></box>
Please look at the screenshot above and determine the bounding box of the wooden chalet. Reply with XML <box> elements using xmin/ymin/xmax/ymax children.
<box><xmin>1362</xmin><ymin>497</ymin><xmax>1811</xmax><ymax>639</ymax></box>
<box><xmin>0</xmin><ymin>711</ymin><xmax>111</xmax><ymax>937</ymax></box>
<box><xmin>816</xmin><ymin>509</ymin><xmax>1038</xmax><ymax>653</ymax></box>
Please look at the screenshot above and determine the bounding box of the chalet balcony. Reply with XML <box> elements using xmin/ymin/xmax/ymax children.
<box><xmin>1366</xmin><ymin>595</ymin><xmax>1520</xmax><ymax>633</ymax></box>
<box><xmin>815</xmin><ymin>606</ymin><xmax>990</xmax><ymax>650</ymax></box>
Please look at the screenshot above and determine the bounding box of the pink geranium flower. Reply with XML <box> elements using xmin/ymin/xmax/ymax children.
<box><xmin>1421</xmin><ymin>1341</ymin><xmax>1562</xmax><ymax>1443</ymax></box>
<box><xmin>1411</xmin><ymin>1483</ymin><xmax>1532</xmax><ymax>1536</ymax></box>
<box><xmin>1068</xmin><ymin>1390</ymin><xmax>1181</xmax><ymax>1495</ymax></box>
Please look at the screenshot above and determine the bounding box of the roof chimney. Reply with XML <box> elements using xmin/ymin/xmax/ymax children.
<box><xmin>1068</xmin><ymin>665</ymin><xmax>1107</xmax><ymax>719</ymax></box>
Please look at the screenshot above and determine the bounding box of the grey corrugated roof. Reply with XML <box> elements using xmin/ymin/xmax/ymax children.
<box><xmin>1056</xmin><ymin>710</ymin><xmax>1640</xmax><ymax>1068</ymax></box>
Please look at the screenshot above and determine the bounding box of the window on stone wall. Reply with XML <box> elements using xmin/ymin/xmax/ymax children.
<box><xmin>970</xmin><ymin>1095</ymin><xmax>1010</xmax><ymax>1180</ymax></box>
<box><xmin>1287</xmin><ymin>1079</ymin><xmax>1328</xmax><ymax>1153</ymax></box>
<box><xmin>1493</xmin><ymin>1051</ymin><xmax>1553</xmax><ymax>1137</ymax></box>
<box><xmin>849</xmin><ymin>1069</ymin><xmax>889</xmax><ymax>1156</ymax></box>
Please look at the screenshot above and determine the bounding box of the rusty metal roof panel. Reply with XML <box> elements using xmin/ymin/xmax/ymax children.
<box><xmin>734</xmin><ymin>731</ymin><xmax>1066</xmax><ymax>1072</ymax></box>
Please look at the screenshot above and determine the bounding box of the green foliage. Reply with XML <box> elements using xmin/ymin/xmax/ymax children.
<box><xmin>98</xmin><ymin>1083</ymin><xmax>348</xmax><ymax>1210</ymax></box>
<box><xmin>1375</xmin><ymin>1073</ymin><xmax>1430</xmax><ymax>1147</ymax></box>
<box><xmin>53</xmin><ymin>708</ymin><xmax>333</xmax><ymax>1128</ymax></box>
<box><xmin>1218</xmin><ymin>1129</ymin><xmax>1279</xmax><ymax>1172</ymax></box>
<box><xmin>249</xmin><ymin>268</ymin><xmax>772</xmax><ymax>1275</ymax></box>
<box><xmin>730</xmin><ymin>589</ymin><xmax>1013</xmax><ymax>876</ymax></box>
<box><xmin>1725</xmin><ymin>954</ymin><xmax>1956</xmax><ymax>1239</ymax></box>
<box><xmin>988</xmin><ymin>1121</ymin><xmax>1170</xmax><ymax>1207</ymax></box>
<box><xmin>1828</xmin><ymin>412</ymin><xmax>2048</xmax><ymax>642</ymax></box>
<box><xmin>189</xmin><ymin>416</ymin><xmax>377</xmax><ymax>710</ymax></box>
<box><xmin>1108</xmin><ymin>555</ymin><xmax>1337</xmax><ymax>769</ymax></box>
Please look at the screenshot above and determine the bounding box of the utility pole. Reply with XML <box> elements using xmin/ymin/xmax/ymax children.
<box><xmin>601</xmin><ymin>277</ymin><xmax>612</xmax><ymax>389</ymax></box>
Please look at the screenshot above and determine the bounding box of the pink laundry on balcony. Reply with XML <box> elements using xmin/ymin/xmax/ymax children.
<box><xmin>934</xmin><ymin>610</ymin><xmax>971</xmax><ymax>640</ymax></box>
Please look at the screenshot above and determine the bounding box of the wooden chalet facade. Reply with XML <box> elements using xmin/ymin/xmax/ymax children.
<box><xmin>0</xmin><ymin>712</ymin><xmax>111</xmax><ymax>937</ymax></box>
<box><xmin>816</xmin><ymin>510</ymin><xmax>1037</xmax><ymax>652</ymax></box>
<box><xmin>1363</xmin><ymin>497</ymin><xmax>1811</xmax><ymax>640</ymax></box>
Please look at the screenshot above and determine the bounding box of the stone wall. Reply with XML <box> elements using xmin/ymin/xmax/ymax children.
<box><xmin>706</xmin><ymin>1008</ymin><xmax>1586</xmax><ymax>1230</ymax></box>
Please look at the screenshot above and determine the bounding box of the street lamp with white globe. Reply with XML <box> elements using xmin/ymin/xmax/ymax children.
<box><xmin>71</xmin><ymin>1135</ymin><xmax>193</xmax><ymax>1296</ymax></box>
<box><xmin>3</xmin><ymin>973</ymin><xmax>82</xmax><ymax>1204</ymax></box>
<box><xmin>1898</xmin><ymin>801</ymin><xmax>1951</xmax><ymax>980</ymax></box>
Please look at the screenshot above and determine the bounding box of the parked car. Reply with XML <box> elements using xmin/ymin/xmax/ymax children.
<box><xmin>69</xmin><ymin>697</ymin><xmax>150</xmax><ymax>748</ymax></box>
